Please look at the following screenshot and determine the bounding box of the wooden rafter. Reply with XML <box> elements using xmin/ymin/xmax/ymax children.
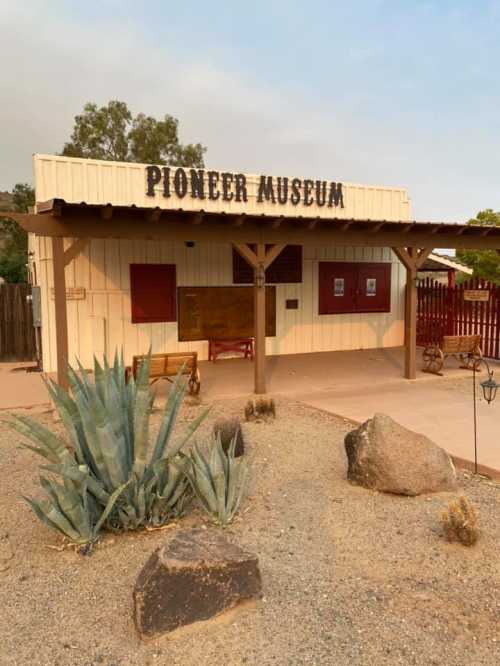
<box><xmin>146</xmin><ymin>208</ymin><xmax>161</xmax><ymax>222</ymax></box>
<box><xmin>232</xmin><ymin>215</ymin><xmax>246</xmax><ymax>227</ymax></box>
<box><xmin>101</xmin><ymin>204</ymin><xmax>113</xmax><ymax>220</ymax></box>
<box><xmin>190</xmin><ymin>212</ymin><xmax>204</xmax><ymax>225</ymax></box>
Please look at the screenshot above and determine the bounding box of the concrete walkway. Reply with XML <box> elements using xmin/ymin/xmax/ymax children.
<box><xmin>1</xmin><ymin>347</ymin><xmax>499</xmax><ymax>473</ymax></box>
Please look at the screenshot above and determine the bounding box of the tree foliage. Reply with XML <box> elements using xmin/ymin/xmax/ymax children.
<box><xmin>0</xmin><ymin>183</ymin><xmax>34</xmax><ymax>283</ymax></box>
<box><xmin>62</xmin><ymin>101</ymin><xmax>205</xmax><ymax>167</ymax></box>
<box><xmin>456</xmin><ymin>209</ymin><xmax>500</xmax><ymax>284</ymax></box>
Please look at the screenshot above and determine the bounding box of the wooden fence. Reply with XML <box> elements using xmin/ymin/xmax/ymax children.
<box><xmin>417</xmin><ymin>277</ymin><xmax>500</xmax><ymax>359</ymax></box>
<box><xmin>0</xmin><ymin>283</ymin><xmax>37</xmax><ymax>361</ymax></box>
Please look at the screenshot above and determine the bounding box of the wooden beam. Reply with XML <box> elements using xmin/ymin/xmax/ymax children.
<box><xmin>263</xmin><ymin>243</ymin><xmax>286</xmax><ymax>270</ymax></box>
<box><xmin>307</xmin><ymin>218</ymin><xmax>320</xmax><ymax>230</ymax></box>
<box><xmin>8</xmin><ymin>211</ymin><xmax>500</xmax><ymax>250</ymax></box>
<box><xmin>415</xmin><ymin>247</ymin><xmax>434</xmax><ymax>270</ymax></box>
<box><xmin>254</xmin><ymin>243</ymin><xmax>267</xmax><ymax>395</ymax></box>
<box><xmin>190</xmin><ymin>212</ymin><xmax>204</xmax><ymax>225</ymax></box>
<box><xmin>146</xmin><ymin>207</ymin><xmax>161</xmax><ymax>222</ymax></box>
<box><xmin>63</xmin><ymin>238</ymin><xmax>89</xmax><ymax>267</ymax></box>
<box><xmin>101</xmin><ymin>204</ymin><xmax>113</xmax><ymax>220</ymax></box>
<box><xmin>392</xmin><ymin>246</ymin><xmax>412</xmax><ymax>270</ymax></box>
<box><xmin>232</xmin><ymin>215</ymin><xmax>246</xmax><ymax>227</ymax></box>
<box><xmin>370</xmin><ymin>221</ymin><xmax>385</xmax><ymax>232</ymax></box>
<box><xmin>271</xmin><ymin>216</ymin><xmax>284</xmax><ymax>229</ymax></box>
<box><xmin>52</xmin><ymin>237</ymin><xmax>69</xmax><ymax>390</ymax></box>
<box><xmin>233</xmin><ymin>243</ymin><xmax>258</xmax><ymax>268</ymax></box>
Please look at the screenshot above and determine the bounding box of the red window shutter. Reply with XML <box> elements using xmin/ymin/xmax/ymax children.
<box><xmin>233</xmin><ymin>245</ymin><xmax>302</xmax><ymax>283</ymax></box>
<box><xmin>130</xmin><ymin>264</ymin><xmax>177</xmax><ymax>323</ymax></box>
<box><xmin>318</xmin><ymin>262</ymin><xmax>357</xmax><ymax>314</ymax></box>
<box><xmin>318</xmin><ymin>262</ymin><xmax>391</xmax><ymax>315</ymax></box>
<box><xmin>356</xmin><ymin>263</ymin><xmax>391</xmax><ymax>313</ymax></box>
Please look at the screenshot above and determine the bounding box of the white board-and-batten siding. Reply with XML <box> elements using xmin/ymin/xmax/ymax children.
<box><xmin>33</xmin><ymin>236</ymin><xmax>406</xmax><ymax>372</ymax></box>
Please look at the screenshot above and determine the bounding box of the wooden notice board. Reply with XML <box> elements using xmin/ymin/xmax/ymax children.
<box><xmin>178</xmin><ymin>286</ymin><xmax>276</xmax><ymax>341</ymax></box>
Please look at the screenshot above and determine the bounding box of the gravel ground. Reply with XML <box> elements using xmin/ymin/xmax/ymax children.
<box><xmin>1</xmin><ymin>396</ymin><xmax>499</xmax><ymax>666</ymax></box>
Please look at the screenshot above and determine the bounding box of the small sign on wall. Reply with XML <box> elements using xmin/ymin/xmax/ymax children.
<box><xmin>464</xmin><ymin>289</ymin><xmax>489</xmax><ymax>302</ymax></box>
<box><xmin>50</xmin><ymin>287</ymin><xmax>86</xmax><ymax>300</ymax></box>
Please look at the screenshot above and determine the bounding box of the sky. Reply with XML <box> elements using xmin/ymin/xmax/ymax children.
<box><xmin>1</xmin><ymin>0</ymin><xmax>500</xmax><ymax>221</ymax></box>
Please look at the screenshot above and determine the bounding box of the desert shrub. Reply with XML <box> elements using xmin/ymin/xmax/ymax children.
<box><xmin>212</xmin><ymin>416</ymin><xmax>244</xmax><ymax>457</ymax></box>
<box><xmin>244</xmin><ymin>398</ymin><xmax>276</xmax><ymax>421</ymax></box>
<box><xmin>11</xmin><ymin>352</ymin><xmax>208</xmax><ymax>550</ymax></box>
<box><xmin>181</xmin><ymin>435</ymin><xmax>247</xmax><ymax>526</ymax></box>
<box><xmin>440</xmin><ymin>496</ymin><xmax>479</xmax><ymax>546</ymax></box>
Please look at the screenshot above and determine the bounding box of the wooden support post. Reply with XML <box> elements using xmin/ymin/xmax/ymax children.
<box><xmin>392</xmin><ymin>246</ymin><xmax>433</xmax><ymax>380</ymax></box>
<box><xmin>254</xmin><ymin>243</ymin><xmax>267</xmax><ymax>394</ymax></box>
<box><xmin>233</xmin><ymin>242</ymin><xmax>287</xmax><ymax>394</ymax></box>
<box><xmin>52</xmin><ymin>237</ymin><xmax>69</xmax><ymax>390</ymax></box>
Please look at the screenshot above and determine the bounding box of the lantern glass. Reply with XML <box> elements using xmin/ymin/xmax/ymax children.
<box><xmin>480</xmin><ymin>376</ymin><xmax>499</xmax><ymax>404</ymax></box>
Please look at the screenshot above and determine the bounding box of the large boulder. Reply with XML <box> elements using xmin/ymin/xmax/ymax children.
<box><xmin>344</xmin><ymin>413</ymin><xmax>457</xmax><ymax>496</ymax></box>
<box><xmin>134</xmin><ymin>528</ymin><xmax>262</xmax><ymax>638</ymax></box>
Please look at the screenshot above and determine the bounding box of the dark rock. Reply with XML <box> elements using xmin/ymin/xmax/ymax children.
<box><xmin>344</xmin><ymin>413</ymin><xmax>457</xmax><ymax>496</ymax></box>
<box><xmin>213</xmin><ymin>417</ymin><xmax>245</xmax><ymax>457</ymax></box>
<box><xmin>134</xmin><ymin>528</ymin><xmax>261</xmax><ymax>638</ymax></box>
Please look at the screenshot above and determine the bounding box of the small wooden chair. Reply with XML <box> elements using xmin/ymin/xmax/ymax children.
<box><xmin>126</xmin><ymin>351</ymin><xmax>201</xmax><ymax>395</ymax></box>
<box><xmin>422</xmin><ymin>334</ymin><xmax>482</xmax><ymax>375</ymax></box>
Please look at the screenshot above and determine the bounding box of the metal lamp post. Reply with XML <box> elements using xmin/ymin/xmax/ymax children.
<box><xmin>472</xmin><ymin>358</ymin><xmax>500</xmax><ymax>473</ymax></box>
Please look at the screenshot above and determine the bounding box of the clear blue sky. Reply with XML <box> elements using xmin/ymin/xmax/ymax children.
<box><xmin>1</xmin><ymin>0</ymin><xmax>500</xmax><ymax>221</ymax></box>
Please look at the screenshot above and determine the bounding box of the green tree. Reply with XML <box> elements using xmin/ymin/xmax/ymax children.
<box><xmin>0</xmin><ymin>183</ymin><xmax>34</xmax><ymax>283</ymax></box>
<box><xmin>456</xmin><ymin>209</ymin><xmax>500</xmax><ymax>284</ymax></box>
<box><xmin>62</xmin><ymin>100</ymin><xmax>205</xmax><ymax>167</ymax></box>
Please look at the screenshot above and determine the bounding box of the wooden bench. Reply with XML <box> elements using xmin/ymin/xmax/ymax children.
<box><xmin>126</xmin><ymin>351</ymin><xmax>201</xmax><ymax>395</ymax></box>
<box><xmin>422</xmin><ymin>334</ymin><xmax>482</xmax><ymax>375</ymax></box>
<box><xmin>208</xmin><ymin>338</ymin><xmax>254</xmax><ymax>362</ymax></box>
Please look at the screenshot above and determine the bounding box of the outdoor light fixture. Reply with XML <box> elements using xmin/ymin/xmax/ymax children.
<box><xmin>471</xmin><ymin>357</ymin><xmax>499</xmax><ymax>473</ymax></box>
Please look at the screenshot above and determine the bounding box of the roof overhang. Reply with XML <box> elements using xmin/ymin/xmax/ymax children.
<box><xmin>6</xmin><ymin>199</ymin><xmax>500</xmax><ymax>251</ymax></box>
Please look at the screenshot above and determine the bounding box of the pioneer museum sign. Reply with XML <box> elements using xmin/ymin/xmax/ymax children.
<box><xmin>146</xmin><ymin>165</ymin><xmax>345</xmax><ymax>209</ymax></box>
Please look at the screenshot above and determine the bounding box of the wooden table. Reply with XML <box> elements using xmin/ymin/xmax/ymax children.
<box><xmin>208</xmin><ymin>338</ymin><xmax>254</xmax><ymax>362</ymax></box>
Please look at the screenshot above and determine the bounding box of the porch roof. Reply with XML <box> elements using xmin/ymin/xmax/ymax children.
<box><xmin>7</xmin><ymin>198</ymin><xmax>500</xmax><ymax>250</ymax></box>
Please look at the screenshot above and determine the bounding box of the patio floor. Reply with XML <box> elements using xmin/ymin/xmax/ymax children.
<box><xmin>1</xmin><ymin>347</ymin><xmax>499</xmax><ymax>474</ymax></box>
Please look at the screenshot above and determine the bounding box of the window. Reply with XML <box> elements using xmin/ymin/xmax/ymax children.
<box><xmin>318</xmin><ymin>262</ymin><xmax>391</xmax><ymax>314</ymax></box>
<box><xmin>233</xmin><ymin>245</ymin><xmax>302</xmax><ymax>283</ymax></box>
<box><xmin>130</xmin><ymin>264</ymin><xmax>177</xmax><ymax>323</ymax></box>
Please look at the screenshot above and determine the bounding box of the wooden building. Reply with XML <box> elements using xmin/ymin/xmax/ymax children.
<box><xmin>8</xmin><ymin>154</ymin><xmax>500</xmax><ymax>393</ymax></box>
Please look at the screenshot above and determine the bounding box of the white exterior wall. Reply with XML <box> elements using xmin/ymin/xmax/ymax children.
<box><xmin>31</xmin><ymin>155</ymin><xmax>411</xmax><ymax>372</ymax></box>
<box><xmin>33</xmin><ymin>236</ymin><xmax>405</xmax><ymax>372</ymax></box>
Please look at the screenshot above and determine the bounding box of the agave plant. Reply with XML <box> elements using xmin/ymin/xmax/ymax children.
<box><xmin>182</xmin><ymin>434</ymin><xmax>247</xmax><ymax>526</ymax></box>
<box><xmin>11</xmin><ymin>352</ymin><xmax>208</xmax><ymax>547</ymax></box>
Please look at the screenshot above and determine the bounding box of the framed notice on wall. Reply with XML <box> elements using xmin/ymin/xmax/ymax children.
<box><xmin>177</xmin><ymin>286</ymin><xmax>276</xmax><ymax>341</ymax></box>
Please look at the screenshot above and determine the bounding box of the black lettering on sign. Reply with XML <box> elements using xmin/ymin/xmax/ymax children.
<box><xmin>291</xmin><ymin>178</ymin><xmax>301</xmax><ymax>205</ymax></box>
<box><xmin>328</xmin><ymin>182</ymin><xmax>344</xmax><ymax>208</ymax></box>
<box><xmin>162</xmin><ymin>167</ymin><xmax>171</xmax><ymax>198</ymax></box>
<box><xmin>276</xmin><ymin>177</ymin><xmax>288</xmax><ymax>204</ymax></box>
<box><xmin>207</xmin><ymin>171</ymin><xmax>220</xmax><ymax>200</ymax></box>
<box><xmin>173</xmin><ymin>168</ymin><xmax>188</xmax><ymax>198</ymax></box>
<box><xmin>316</xmin><ymin>181</ymin><xmax>326</xmax><ymax>206</ymax></box>
<box><xmin>190</xmin><ymin>169</ymin><xmax>205</xmax><ymax>199</ymax></box>
<box><xmin>221</xmin><ymin>173</ymin><xmax>234</xmax><ymax>201</ymax></box>
<box><xmin>145</xmin><ymin>166</ymin><xmax>344</xmax><ymax>210</ymax></box>
<box><xmin>303</xmin><ymin>179</ymin><xmax>314</xmax><ymax>206</ymax></box>
<box><xmin>234</xmin><ymin>174</ymin><xmax>248</xmax><ymax>202</ymax></box>
<box><xmin>146</xmin><ymin>165</ymin><xmax>161</xmax><ymax>197</ymax></box>
<box><xmin>257</xmin><ymin>175</ymin><xmax>276</xmax><ymax>203</ymax></box>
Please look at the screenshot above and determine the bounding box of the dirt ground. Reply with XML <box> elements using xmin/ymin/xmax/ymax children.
<box><xmin>1</xmin><ymin>396</ymin><xmax>499</xmax><ymax>666</ymax></box>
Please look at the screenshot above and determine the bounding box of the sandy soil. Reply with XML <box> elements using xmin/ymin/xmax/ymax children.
<box><xmin>1</xmin><ymin>396</ymin><xmax>499</xmax><ymax>666</ymax></box>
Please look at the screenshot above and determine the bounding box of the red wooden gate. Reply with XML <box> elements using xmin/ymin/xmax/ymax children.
<box><xmin>417</xmin><ymin>277</ymin><xmax>500</xmax><ymax>359</ymax></box>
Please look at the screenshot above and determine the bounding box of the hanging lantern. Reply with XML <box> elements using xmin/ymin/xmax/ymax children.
<box><xmin>480</xmin><ymin>372</ymin><xmax>499</xmax><ymax>404</ymax></box>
